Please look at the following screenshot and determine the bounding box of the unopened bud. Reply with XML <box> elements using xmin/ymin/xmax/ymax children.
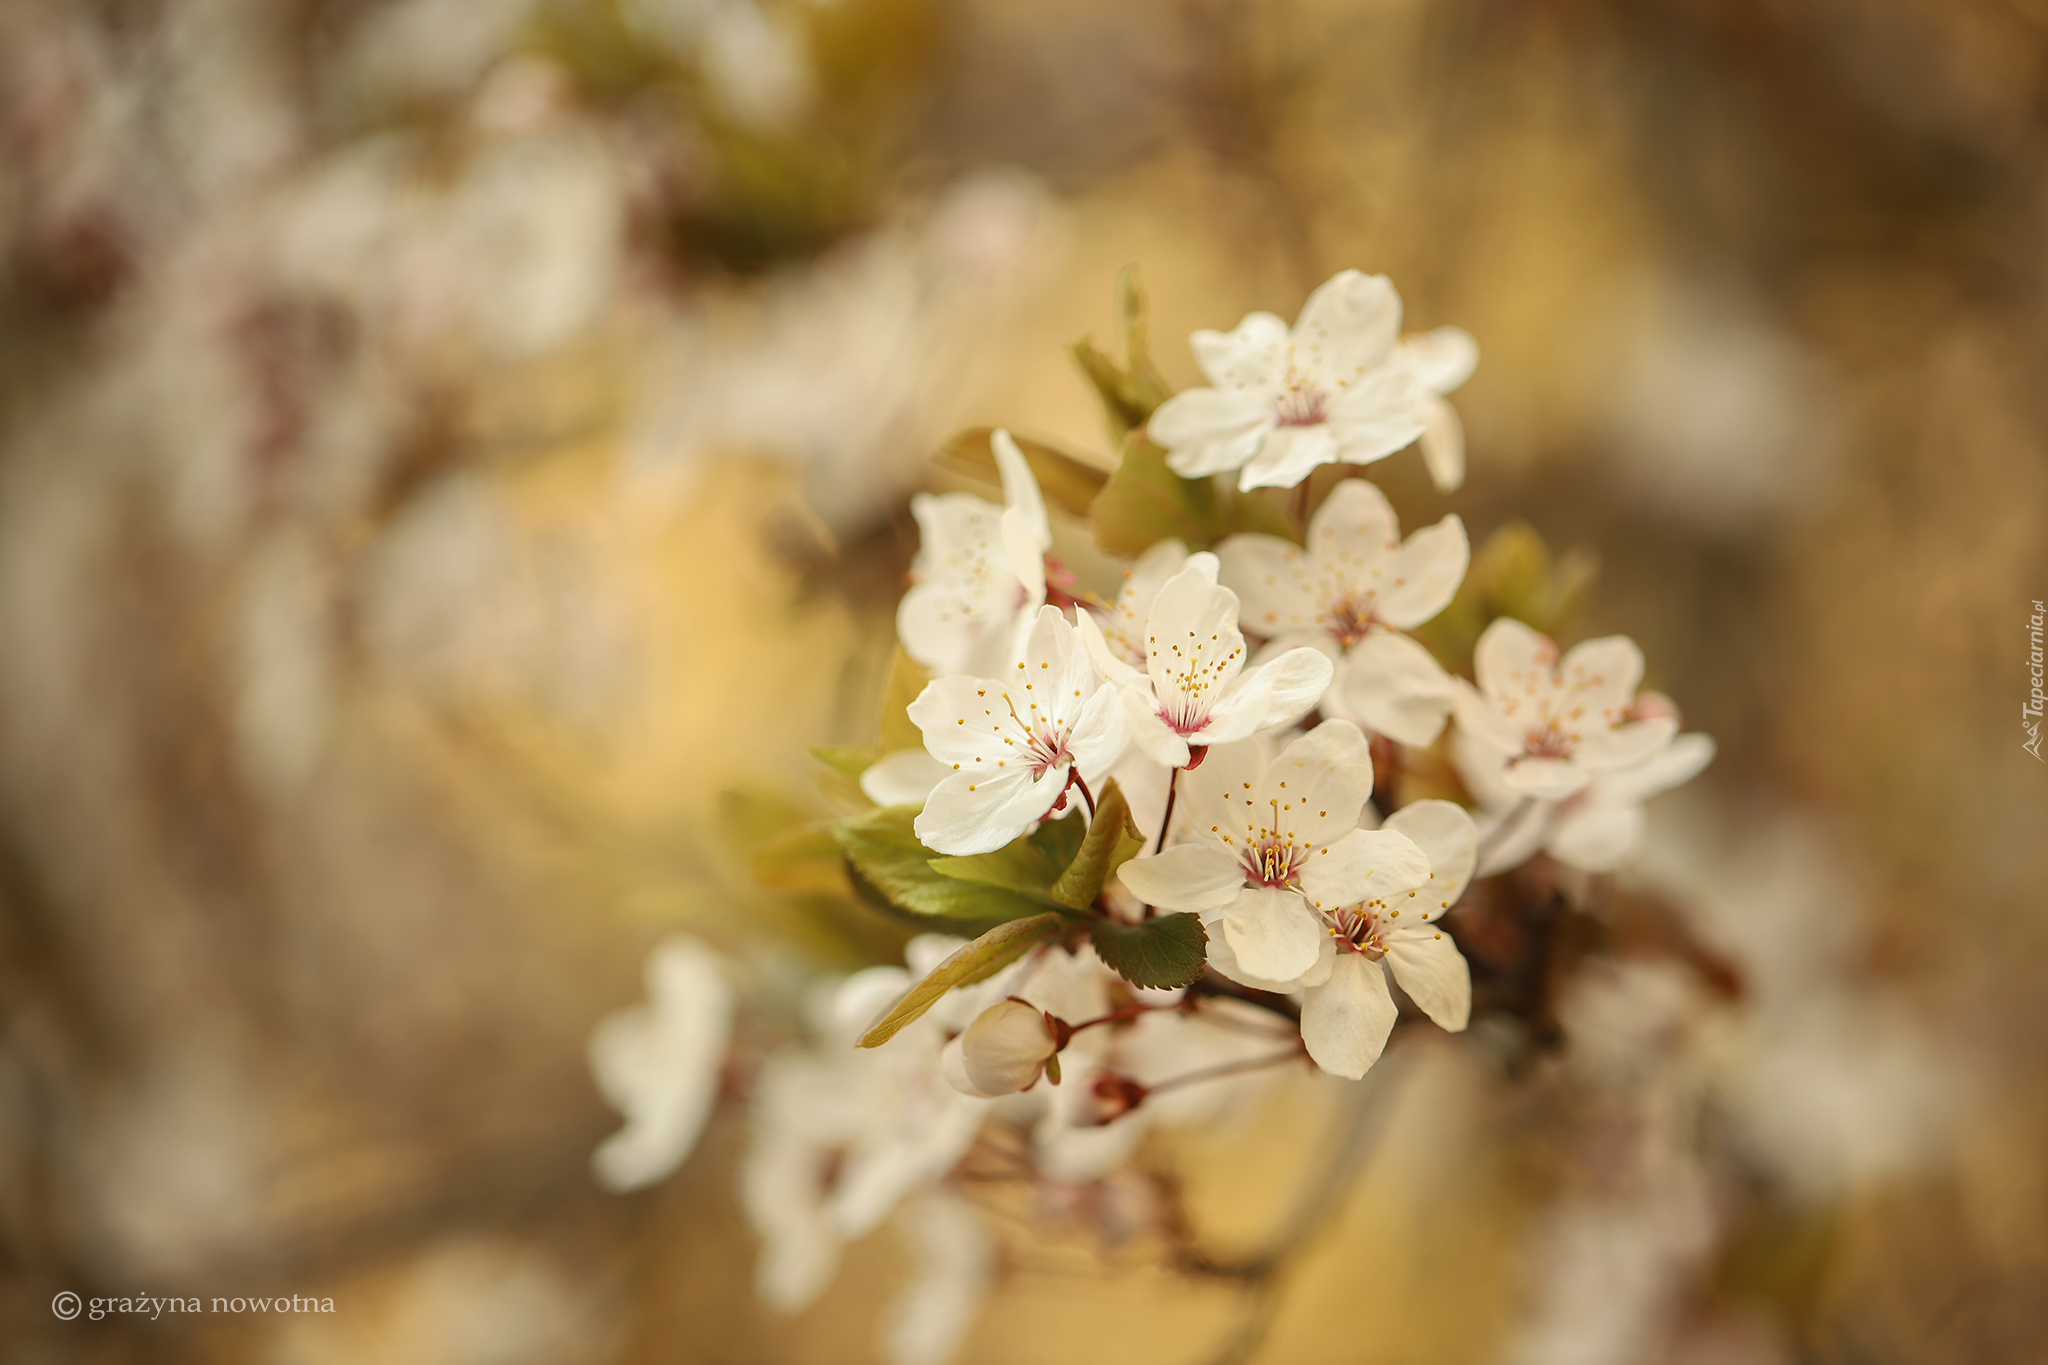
<box><xmin>957</xmin><ymin>999</ymin><xmax>1061</xmax><ymax>1096</ymax></box>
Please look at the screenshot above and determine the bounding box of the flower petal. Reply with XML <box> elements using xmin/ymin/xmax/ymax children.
<box><xmin>1238</xmin><ymin>422</ymin><xmax>1339</xmax><ymax>491</ymax></box>
<box><xmin>1152</xmin><ymin>389</ymin><xmax>1276</xmax><ymax>479</ymax></box>
<box><xmin>992</xmin><ymin>429</ymin><xmax>1049</xmax><ymax>552</ymax></box>
<box><xmin>1116</xmin><ymin>841</ymin><xmax>1244</xmax><ymax>912</ymax></box>
<box><xmin>1215</xmin><ymin>533</ymin><xmax>1319</xmax><ymax>638</ymax></box>
<box><xmin>1098</xmin><ymin>539</ymin><xmax>1190</xmax><ymax>666</ymax></box>
<box><xmin>859</xmin><ymin>748</ymin><xmax>951</xmax><ymax>807</ymax></box>
<box><xmin>1143</xmin><ymin>558</ymin><xmax>1249</xmax><ymax>726</ymax></box>
<box><xmin>1307</xmin><ymin>476</ymin><xmax>1401</xmax><ymax>558</ymax></box>
<box><xmin>1501</xmin><ymin>756</ymin><xmax>1590</xmax><ymax>800</ymax></box>
<box><xmin>1189</xmin><ymin>311</ymin><xmax>1291</xmax><ymax>391</ymax></box>
<box><xmin>1260</xmin><ymin>719</ymin><xmax>1376</xmax><ymax>851</ymax></box>
<box><xmin>1472</xmin><ymin>617</ymin><xmax>1557</xmax><ymax>705</ymax></box>
<box><xmin>914</xmin><ymin>767</ymin><xmax>1059</xmax><ymax>855</ymax></box>
<box><xmin>1576</xmin><ymin>716</ymin><xmax>1680</xmax><ymax>773</ymax></box>
<box><xmin>1599</xmin><ymin>732</ymin><xmax>1715</xmax><ymax>803</ymax></box>
<box><xmin>1374</xmin><ymin>513</ymin><xmax>1469</xmax><ymax>630</ymax></box>
<box><xmin>1417</xmin><ymin>395</ymin><xmax>1465</xmax><ymax>492</ymax></box>
<box><xmin>1546</xmin><ymin>801</ymin><xmax>1645</xmax><ymax>872</ymax></box>
<box><xmin>1301</xmin><ymin>954</ymin><xmax>1397</xmax><ymax>1080</ymax></box>
<box><xmin>1384</xmin><ymin>927</ymin><xmax>1471</xmax><ymax>1031</ymax></box>
<box><xmin>909</xmin><ymin>676</ymin><xmax>1010</xmax><ymax>765</ymax></box>
<box><xmin>1558</xmin><ymin>634</ymin><xmax>1646</xmax><ymax>727</ymax></box>
<box><xmin>1397</xmin><ymin>326</ymin><xmax>1478</xmax><ymax>395</ymax></box>
<box><xmin>1253</xmin><ymin>645</ymin><xmax>1337</xmax><ymax>728</ymax></box>
<box><xmin>1380</xmin><ymin>799</ymin><xmax>1479</xmax><ymax>910</ymax></box>
<box><xmin>1220</xmin><ymin>885</ymin><xmax>1326</xmax><ymax>982</ymax></box>
<box><xmin>1206</xmin><ymin>924</ymin><xmax>1334</xmax><ymax>992</ymax></box>
<box><xmin>1298</xmin><ymin>827</ymin><xmax>1432</xmax><ymax>912</ymax></box>
<box><xmin>1339</xmin><ymin>631</ymin><xmax>1458</xmax><ymax>747</ymax></box>
<box><xmin>1292</xmin><ymin>270</ymin><xmax>1402</xmax><ymax>384</ymax></box>
<box><xmin>1001</xmin><ymin>506</ymin><xmax>1046</xmax><ymax>609</ymax></box>
<box><xmin>1452</xmin><ymin>677</ymin><xmax>1526</xmax><ymax>756</ymax></box>
<box><xmin>1322</xmin><ymin>367</ymin><xmax>1424</xmax><ymax>466</ymax></box>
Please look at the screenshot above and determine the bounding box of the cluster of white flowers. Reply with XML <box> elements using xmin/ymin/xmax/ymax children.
<box><xmin>588</xmin><ymin>268</ymin><xmax>1714</xmax><ymax>1365</ymax></box>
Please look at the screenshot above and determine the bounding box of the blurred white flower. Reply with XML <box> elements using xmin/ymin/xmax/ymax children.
<box><xmin>1218</xmin><ymin>478</ymin><xmax>1467</xmax><ymax>746</ymax></box>
<box><xmin>884</xmin><ymin>1191</ymin><xmax>994</xmax><ymax>1365</ymax></box>
<box><xmin>588</xmin><ymin>937</ymin><xmax>733</xmax><ymax>1192</ymax></box>
<box><xmin>1453</xmin><ymin>618</ymin><xmax>1678</xmax><ymax>800</ymax></box>
<box><xmin>626</xmin><ymin>172</ymin><xmax>1065</xmax><ymax>534</ymax></box>
<box><xmin>898</xmin><ymin>429</ymin><xmax>1049</xmax><ymax>678</ymax></box>
<box><xmin>1457</xmin><ymin>722</ymin><xmax>1715</xmax><ymax>876</ymax></box>
<box><xmin>1116</xmin><ymin>722</ymin><xmax>1426</xmax><ymax>986</ymax></box>
<box><xmin>907</xmin><ymin>605</ymin><xmax>1127</xmax><ymax>856</ymax></box>
<box><xmin>1076</xmin><ymin>553</ymin><xmax>1330</xmax><ymax>769</ymax></box>
<box><xmin>741</xmin><ymin>936</ymin><xmax>998</xmax><ymax>1312</ymax></box>
<box><xmin>1147</xmin><ymin>270</ymin><xmax>1424</xmax><ymax>492</ymax></box>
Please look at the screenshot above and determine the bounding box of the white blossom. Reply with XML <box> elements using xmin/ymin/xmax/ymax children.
<box><xmin>588</xmin><ymin>937</ymin><xmax>733</xmax><ymax>1192</ymax></box>
<box><xmin>1296</xmin><ymin>799</ymin><xmax>1478</xmax><ymax>1079</ymax></box>
<box><xmin>1453</xmin><ymin>619</ymin><xmax>1678</xmax><ymax>801</ymax></box>
<box><xmin>740</xmin><ymin>936</ymin><xmax>996</xmax><ymax>1313</ymax></box>
<box><xmin>1146</xmin><ymin>270</ymin><xmax>1425</xmax><ymax>492</ymax></box>
<box><xmin>1077</xmin><ymin>553</ymin><xmax>1330</xmax><ymax>770</ymax></box>
<box><xmin>1114</xmin><ymin>721</ymin><xmax>1427</xmax><ymax>984</ymax></box>
<box><xmin>908</xmin><ymin>605</ymin><xmax>1126</xmax><ymax>855</ymax></box>
<box><xmin>1456</xmin><ymin>719</ymin><xmax>1716</xmax><ymax>876</ymax></box>
<box><xmin>1218</xmin><ymin>479</ymin><xmax>1468</xmax><ymax>746</ymax></box>
<box><xmin>896</xmin><ymin>429</ymin><xmax>1051</xmax><ymax>678</ymax></box>
<box><xmin>884</xmin><ymin>1191</ymin><xmax>995</xmax><ymax>1365</ymax></box>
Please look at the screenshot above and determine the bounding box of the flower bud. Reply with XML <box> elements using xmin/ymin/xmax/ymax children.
<box><xmin>957</xmin><ymin>999</ymin><xmax>1061</xmax><ymax>1096</ymax></box>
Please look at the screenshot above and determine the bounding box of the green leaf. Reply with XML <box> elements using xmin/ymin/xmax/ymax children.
<box><xmin>1089</xmin><ymin>913</ymin><xmax>1209</xmax><ymax>990</ymax></box>
<box><xmin>926</xmin><ymin>837</ymin><xmax>1064</xmax><ymax>897</ymax></box>
<box><xmin>1071</xmin><ymin>266</ymin><xmax>1176</xmax><ymax>440</ymax></box>
<box><xmin>752</xmin><ymin>822</ymin><xmax>848</xmax><ymax>895</ymax></box>
<box><xmin>857</xmin><ymin>912</ymin><xmax>1071</xmax><ymax>1047</ymax></box>
<box><xmin>810</xmin><ymin>745</ymin><xmax>877</xmax><ymax>780</ymax></box>
<box><xmin>1091</xmin><ymin>433</ymin><xmax>1220</xmax><ymax>557</ymax></box>
<box><xmin>1048</xmin><ymin>780</ymin><xmax>1144</xmax><ymax>910</ymax></box>
<box><xmin>833</xmin><ymin>806</ymin><xmax>1053</xmax><ymax>922</ymax></box>
<box><xmin>1029</xmin><ymin>810</ymin><xmax>1086</xmax><ymax>869</ymax></box>
<box><xmin>1090</xmin><ymin>434</ymin><xmax>1302</xmax><ymax>557</ymax></box>
<box><xmin>933</xmin><ymin>427</ymin><xmax>1108</xmax><ymax>519</ymax></box>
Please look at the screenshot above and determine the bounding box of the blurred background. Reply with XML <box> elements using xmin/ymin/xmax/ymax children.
<box><xmin>2</xmin><ymin>0</ymin><xmax>2046</xmax><ymax>1361</ymax></box>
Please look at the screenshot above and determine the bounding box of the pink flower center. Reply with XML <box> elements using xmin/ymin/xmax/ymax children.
<box><xmin>1522</xmin><ymin>719</ymin><xmax>1577</xmax><ymax>761</ymax></box>
<box><xmin>1331</xmin><ymin>907</ymin><xmax>1388</xmax><ymax>958</ymax></box>
<box><xmin>1274</xmin><ymin>381</ymin><xmax>1329</xmax><ymax>427</ymax></box>
<box><xmin>1239</xmin><ymin>834</ymin><xmax>1306</xmax><ymax>889</ymax></box>
<box><xmin>1002</xmin><ymin>695</ymin><xmax>1075</xmax><ymax>778</ymax></box>
<box><xmin>1325</xmin><ymin>595</ymin><xmax>1379</xmax><ymax>647</ymax></box>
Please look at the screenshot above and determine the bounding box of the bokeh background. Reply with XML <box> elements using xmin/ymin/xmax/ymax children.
<box><xmin>3</xmin><ymin>1</ymin><xmax>2046</xmax><ymax>1362</ymax></box>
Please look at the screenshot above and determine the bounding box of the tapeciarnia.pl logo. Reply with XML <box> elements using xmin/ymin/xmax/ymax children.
<box><xmin>2026</xmin><ymin>599</ymin><xmax>2045</xmax><ymax>762</ymax></box>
